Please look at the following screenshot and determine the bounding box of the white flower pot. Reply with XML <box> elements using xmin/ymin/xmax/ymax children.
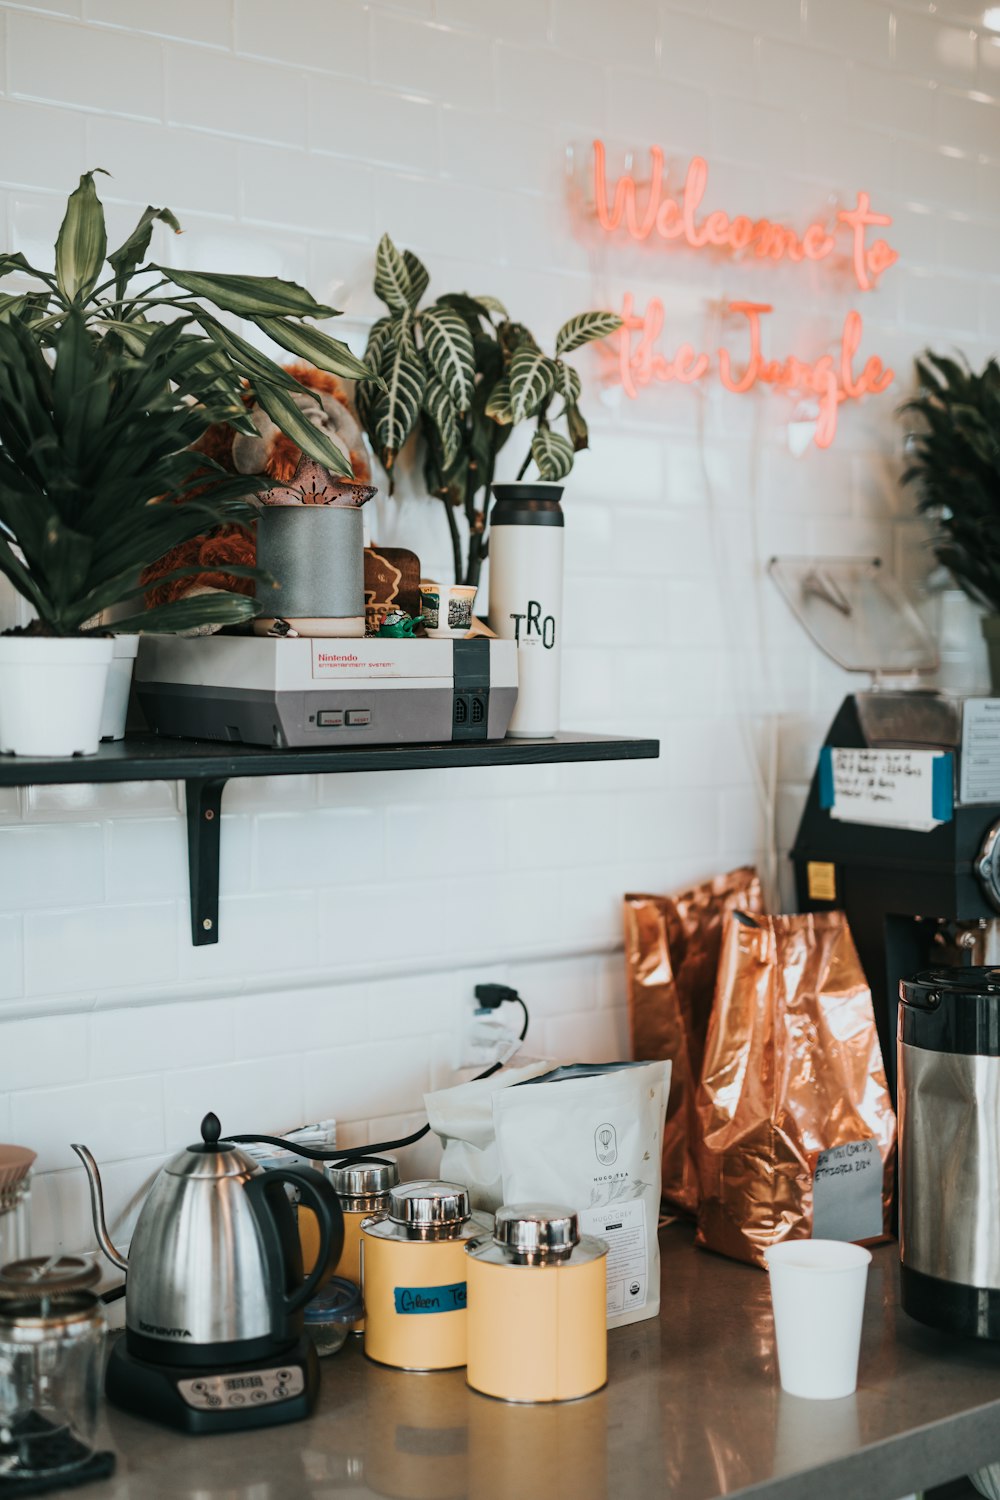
<box><xmin>0</xmin><ymin>636</ymin><xmax>114</xmax><ymax>757</ymax></box>
<box><xmin>99</xmin><ymin>635</ymin><xmax>140</xmax><ymax>742</ymax></box>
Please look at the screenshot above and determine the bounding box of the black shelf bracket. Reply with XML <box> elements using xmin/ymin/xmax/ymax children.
<box><xmin>186</xmin><ymin>777</ymin><xmax>228</xmax><ymax>946</ymax></box>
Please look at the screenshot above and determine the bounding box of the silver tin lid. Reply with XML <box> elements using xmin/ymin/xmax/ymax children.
<box><xmin>390</xmin><ymin>1180</ymin><xmax>470</xmax><ymax>1229</ymax></box>
<box><xmin>362</xmin><ymin>1181</ymin><xmax>488</xmax><ymax>1243</ymax></box>
<box><xmin>494</xmin><ymin>1204</ymin><xmax>579</xmax><ymax>1262</ymax></box>
<box><xmin>328</xmin><ymin>1157</ymin><xmax>399</xmax><ymax>1203</ymax></box>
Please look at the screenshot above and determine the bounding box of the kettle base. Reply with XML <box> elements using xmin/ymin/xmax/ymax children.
<box><xmin>901</xmin><ymin>1263</ymin><xmax>1000</xmax><ymax>1340</ymax></box>
<box><xmin>105</xmin><ymin>1333</ymin><xmax>319</xmax><ymax>1434</ymax></box>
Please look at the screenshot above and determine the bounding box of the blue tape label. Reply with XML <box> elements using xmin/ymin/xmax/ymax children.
<box><xmin>393</xmin><ymin>1282</ymin><xmax>466</xmax><ymax>1315</ymax></box>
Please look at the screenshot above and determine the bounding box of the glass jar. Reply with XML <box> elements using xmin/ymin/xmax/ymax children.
<box><xmin>0</xmin><ymin>1146</ymin><xmax>35</xmax><ymax>1269</ymax></box>
<box><xmin>303</xmin><ymin>1277</ymin><xmax>364</xmax><ymax>1357</ymax></box>
<box><xmin>0</xmin><ymin>1257</ymin><xmax>105</xmax><ymax>1479</ymax></box>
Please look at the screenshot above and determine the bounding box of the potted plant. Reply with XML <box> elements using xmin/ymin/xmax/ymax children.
<box><xmin>356</xmin><ymin>233</ymin><xmax>621</xmax><ymax>586</ymax></box>
<box><xmin>901</xmin><ymin>352</ymin><xmax>1000</xmax><ymax>689</ymax></box>
<box><xmin>0</xmin><ymin>171</ymin><xmax>378</xmax><ymax>755</ymax></box>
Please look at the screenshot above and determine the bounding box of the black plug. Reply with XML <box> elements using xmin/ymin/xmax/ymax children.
<box><xmin>474</xmin><ymin>983</ymin><xmax>521</xmax><ymax>1009</ymax></box>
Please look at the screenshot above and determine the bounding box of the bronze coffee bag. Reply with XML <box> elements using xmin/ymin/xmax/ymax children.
<box><xmin>694</xmin><ymin>910</ymin><xmax>895</xmax><ymax>1267</ymax></box>
<box><xmin>624</xmin><ymin>867</ymin><xmax>763</xmax><ymax>1216</ymax></box>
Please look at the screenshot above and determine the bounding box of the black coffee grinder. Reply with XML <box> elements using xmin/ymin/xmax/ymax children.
<box><xmin>773</xmin><ymin>558</ymin><xmax>1000</xmax><ymax>1093</ymax></box>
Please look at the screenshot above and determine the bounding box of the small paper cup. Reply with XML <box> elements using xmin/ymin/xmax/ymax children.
<box><xmin>763</xmin><ymin>1240</ymin><xmax>872</xmax><ymax>1401</ymax></box>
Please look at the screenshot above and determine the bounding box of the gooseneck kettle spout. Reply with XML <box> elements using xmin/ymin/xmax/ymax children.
<box><xmin>71</xmin><ymin>1141</ymin><xmax>129</xmax><ymax>1272</ymax></box>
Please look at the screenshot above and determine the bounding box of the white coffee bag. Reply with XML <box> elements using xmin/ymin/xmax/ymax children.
<box><xmin>424</xmin><ymin>1059</ymin><xmax>554</xmax><ymax>1212</ymax></box>
<box><xmin>492</xmin><ymin>1061</ymin><xmax>670</xmax><ymax>1329</ymax></box>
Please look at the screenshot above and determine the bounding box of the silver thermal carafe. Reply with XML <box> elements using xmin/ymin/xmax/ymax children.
<box><xmin>898</xmin><ymin>969</ymin><xmax>1000</xmax><ymax>1338</ymax></box>
<box><xmin>73</xmin><ymin>1113</ymin><xmax>344</xmax><ymax>1433</ymax></box>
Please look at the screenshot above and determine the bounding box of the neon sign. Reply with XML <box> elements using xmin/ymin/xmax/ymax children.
<box><xmin>616</xmin><ymin>297</ymin><xmax>893</xmax><ymax>450</ymax></box>
<box><xmin>586</xmin><ymin>141</ymin><xmax>898</xmax><ymax>447</ymax></box>
<box><xmin>592</xmin><ymin>142</ymin><xmax>898</xmax><ymax>289</ymax></box>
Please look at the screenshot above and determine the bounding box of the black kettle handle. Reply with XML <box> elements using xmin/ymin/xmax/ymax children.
<box><xmin>252</xmin><ymin>1165</ymin><xmax>345</xmax><ymax>1314</ymax></box>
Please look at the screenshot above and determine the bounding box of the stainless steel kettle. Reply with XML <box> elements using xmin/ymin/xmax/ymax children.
<box><xmin>73</xmin><ymin>1112</ymin><xmax>344</xmax><ymax>1367</ymax></box>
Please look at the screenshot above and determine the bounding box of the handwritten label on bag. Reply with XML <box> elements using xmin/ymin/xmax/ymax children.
<box><xmin>812</xmin><ymin>1139</ymin><xmax>882</xmax><ymax>1243</ymax></box>
<box><xmin>820</xmin><ymin>746</ymin><xmax>953</xmax><ymax>831</ymax></box>
<box><xmin>393</xmin><ymin>1282</ymin><xmax>467</xmax><ymax>1316</ymax></box>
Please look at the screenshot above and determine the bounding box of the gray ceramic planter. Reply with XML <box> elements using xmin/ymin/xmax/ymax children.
<box><xmin>255</xmin><ymin>506</ymin><xmax>365</xmax><ymax>638</ymax></box>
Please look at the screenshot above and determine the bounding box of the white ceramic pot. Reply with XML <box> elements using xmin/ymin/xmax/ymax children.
<box><xmin>0</xmin><ymin>636</ymin><xmax>114</xmax><ymax>757</ymax></box>
<box><xmin>99</xmin><ymin>635</ymin><xmax>140</xmax><ymax>742</ymax></box>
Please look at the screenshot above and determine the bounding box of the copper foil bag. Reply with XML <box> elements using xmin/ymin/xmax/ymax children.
<box><xmin>624</xmin><ymin>867</ymin><xmax>763</xmax><ymax>1216</ymax></box>
<box><xmin>694</xmin><ymin>911</ymin><xmax>896</xmax><ymax>1268</ymax></box>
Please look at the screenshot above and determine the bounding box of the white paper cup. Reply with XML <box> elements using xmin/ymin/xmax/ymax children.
<box><xmin>763</xmin><ymin>1240</ymin><xmax>872</xmax><ymax>1400</ymax></box>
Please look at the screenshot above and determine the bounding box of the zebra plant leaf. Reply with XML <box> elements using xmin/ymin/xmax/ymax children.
<box><xmin>566</xmin><ymin>402</ymin><xmax>589</xmax><ymax>452</ymax></box>
<box><xmin>484</xmin><ymin>376</ymin><xmax>513</xmax><ymax>424</ymax></box>
<box><xmin>421</xmin><ymin>305</ymin><xmax>475</xmax><ymax>413</ymax></box>
<box><xmin>530</xmin><ymin>428</ymin><xmax>574</xmax><ymax>481</ymax></box>
<box><xmin>423</xmin><ymin>376</ymin><xmax>461</xmax><ymax>470</ymax></box>
<box><xmin>554</xmin><ymin>310</ymin><xmax>623</xmax><ymax>356</ymax></box>
<box><xmin>374</xmin><ymin>233</ymin><xmax>413</xmax><ymax>313</ymax></box>
<box><xmin>403</xmin><ymin>249</ymin><xmax>430</xmax><ymax>308</ymax></box>
<box><xmin>552</xmin><ymin>359</ymin><xmax>582</xmax><ymax>406</ymax></box>
<box><xmin>373</xmin><ymin>337</ymin><xmax>427</xmax><ymax>468</ymax></box>
<box><xmin>509</xmin><ymin>345</ymin><xmax>555</xmax><ymax>424</ymax></box>
<box><xmin>55</xmin><ymin>170</ymin><xmax>109</xmax><ymax>303</ymax></box>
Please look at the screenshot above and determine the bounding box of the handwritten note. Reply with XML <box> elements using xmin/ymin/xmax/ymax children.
<box><xmin>820</xmin><ymin>747</ymin><xmax>953</xmax><ymax>831</ymax></box>
<box><xmin>960</xmin><ymin>698</ymin><xmax>1000</xmax><ymax>805</ymax></box>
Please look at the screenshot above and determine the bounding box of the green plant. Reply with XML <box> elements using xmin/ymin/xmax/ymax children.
<box><xmin>0</xmin><ymin>170</ymin><xmax>380</xmax><ymax>636</ymax></box>
<box><xmin>356</xmin><ymin>234</ymin><xmax>621</xmax><ymax>586</ymax></box>
<box><xmin>901</xmin><ymin>352</ymin><xmax>1000</xmax><ymax>611</ymax></box>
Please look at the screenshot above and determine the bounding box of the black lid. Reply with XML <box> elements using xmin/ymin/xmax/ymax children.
<box><xmin>899</xmin><ymin>968</ymin><xmax>1000</xmax><ymax>1056</ymax></box>
<box><xmin>490</xmin><ymin>483</ymin><xmax>564</xmax><ymax>526</ymax></box>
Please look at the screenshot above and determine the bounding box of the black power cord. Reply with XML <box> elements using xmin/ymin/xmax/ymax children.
<box><xmin>230</xmin><ymin>985</ymin><xmax>530</xmax><ymax>1168</ymax></box>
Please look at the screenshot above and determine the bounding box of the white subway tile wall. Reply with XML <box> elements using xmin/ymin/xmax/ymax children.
<box><xmin>0</xmin><ymin>0</ymin><xmax>996</xmax><ymax>1256</ymax></box>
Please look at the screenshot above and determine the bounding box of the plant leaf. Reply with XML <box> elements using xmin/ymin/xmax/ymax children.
<box><xmin>373</xmin><ymin>233</ymin><xmax>412</xmax><ymax>313</ymax></box>
<box><xmin>108</xmin><ymin>204</ymin><xmax>182</xmax><ymax>300</ymax></box>
<box><xmin>251</xmin><ymin>315</ymin><xmax>383</xmax><ymax>386</ymax></box>
<box><xmin>422</xmin><ymin>377</ymin><xmax>461</xmax><ymax>470</ymax></box>
<box><xmin>163</xmin><ymin>268</ymin><xmax>336</xmax><ymax>319</ymax></box>
<box><xmin>403</xmin><ymin>249</ymin><xmax>429</xmax><ymax>307</ymax></box>
<box><xmin>566</xmin><ymin>401</ymin><xmax>589</xmax><ymax>452</ymax></box>
<box><xmin>110</xmin><ymin>592</ymin><xmax>261</xmax><ymax>635</ymax></box>
<box><xmin>55</xmin><ymin>169</ymin><xmax>109</xmax><ymax>303</ymax></box>
<box><xmin>554</xmin><ymin>310</ymin><xmax>623</xmax><ymax>356</ymax></box>
<box><xmin>508</xmin><ymin>345</ymin><xmax>555</xmax><ymax>424</ymax></box>
<box><xmin>553</xmin><ymin>359</ymin><xmax>582</xmax><ymax>406</ymax></box>
<box><xmin>372</xmin><ymin>338</ymin><xmax>427</xmax><ymax>468</ymax></box>
<box><xmin>421</xmin><ymin>304</ymin><xmax>475</xmax><ymax>412</ymax></box>
<box><xmin>472</xmin><ymin>294</ymin><xmax>508</xmax><ymax>318</ymax></box>
<box><xmin>484</xmin><ymin>376</ymin><xmax>513</xmax><ymax>424</ymax></box>
<box><xmin>0</xmin><ymin>293</ymin><xmax>27</xmax><ymax>324</ymax></box>
<box><xmin>253</xmin><ymin>380</ymin><xmax>354</xmax><ymax>478</ymax></box>
<box><xmin>530</xmin><ymin>428</ymin><xmax>574</xmax><ymax>481</ymax></box>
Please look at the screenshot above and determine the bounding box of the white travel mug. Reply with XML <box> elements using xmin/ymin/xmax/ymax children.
<box><xmin>487</xmin><ymin>484</ymin><xmax>564</xmax><ymax>739</ymax></box>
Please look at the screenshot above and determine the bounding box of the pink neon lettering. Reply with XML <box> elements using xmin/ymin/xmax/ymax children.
<box><xmin>591</xmin><ymin>141</ymin><xmax>897</xmax><ymax>292</ymax></box>
<box><xmin>611</xmin><ymin>297</ymin><xmax>895</xmax><ymax>450</ymax></box>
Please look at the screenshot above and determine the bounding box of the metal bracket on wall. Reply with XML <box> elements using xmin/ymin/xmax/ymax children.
<box><xmin>186</xmin><ymin>778</ymin><xmax>228</xmax><ymax>946</ymax></box>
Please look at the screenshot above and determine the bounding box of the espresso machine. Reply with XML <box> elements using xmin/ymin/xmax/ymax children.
<box><xmin>774</xmin><ymin>559</ymin><xmax>1000</xmax><ymax>1091</ymax></box>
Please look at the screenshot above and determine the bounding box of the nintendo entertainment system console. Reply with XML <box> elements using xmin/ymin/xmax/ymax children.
<box><xmin>136</xmin><ymin>636</ymin><xmax>519</xmax><ymax>749</ymax></box>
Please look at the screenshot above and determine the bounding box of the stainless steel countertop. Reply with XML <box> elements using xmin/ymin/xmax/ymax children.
<box><xmin>47</xmin><ymin>1223</ymin><xmax>1000</xmax><ymax>1500</ymax></box>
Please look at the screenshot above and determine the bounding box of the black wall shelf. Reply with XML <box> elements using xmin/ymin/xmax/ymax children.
<box><xmin>0</xmin><ymin>731</ymin><xmax>659</xmax><ymax>946</ymax></box>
